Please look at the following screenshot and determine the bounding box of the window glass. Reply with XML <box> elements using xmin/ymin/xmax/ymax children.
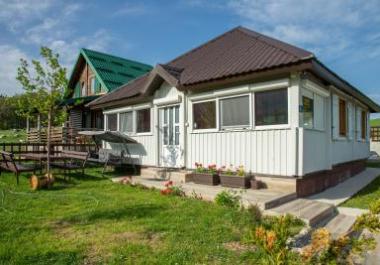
<box><xmin>175</xmin><ymin>126</ymin><xmax>179</xmax><ymax>145</ymax></box>
<box><xmin>361</xmin><ymin>111</ymin><xmax>367</xmax><ymax>139</ymax></box>
<box><xmin>81</xmin><ymin>82</ymin><xmax>86</xmax><ymax>96</ymax></box>
<box><xmin>220</xmin><ymin>95</ymin><xmax>250</xmax><ymax>128</ymax></box>
<box><xmin>193</xmin><ymin>101</ymin><xmax>216</xmax><ymax>129</ymax></box>
<box><xmin>90</xmin><ymin>77</ymin><xmax>96</xmax><ymax>94</ymax></box>
<box><xmin>107</xmin><ymin>114</ymin><xmax>117</xmax><ymax>131</ymax></box>
<box><xmin>119</xmin><ymin>112</ymin><xmax>133</xmax><ymax>133</ymax></box>
<box><xmin>175</xmin><ymin>106</ymin><xmax>179</xmax><ymax>123</ymax></box>
<box><xmin>255</xmin><ymin>88</ymin><xmax>288</xmax><ymax>126</ymax></box>
<box><xmin>303</xmin><ymin>96</ymin><xmax>314</xmax><ymax>128</ymax></box>
<box><xmin>136</xmin><ymin>109</ymin><xmax>151</xmax><ymax>133</ymax></box>
<box><xmin>314</xmin><ymin>94</ymin><xmax>325</xmax><ymax>130</ymax></box>
<box><xmin>339</xmin><ymin>99</ymin><xmax>347</xmax><ymax>136</ymax></box>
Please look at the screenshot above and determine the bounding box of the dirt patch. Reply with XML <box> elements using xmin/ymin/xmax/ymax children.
<box><xmin>223</xmin><ymin>241</ymin><xmax>256</xmax><ymax>253</ymax></box>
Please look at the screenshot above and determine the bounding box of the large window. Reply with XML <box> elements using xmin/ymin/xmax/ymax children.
<box><xmin>361</xmin><ymin>110</ymin><xmax>367</xmax><ymax>140</ymax></box>
<box><xmin>339</xmin><ymin>99</ymin><xmax>347</xmax><ymax>136</ymax></box>
<box><xmin>136</xmin><ymin>109</ymin><xmax>151</xmax><ymax>133</ymax></box>
<box><xmin>119</xmin><ymin>112</ymin><xmax>133</xmax><ymax>133</ymax></box>
<box><xmin>107</xmin><ymin>114</ymin><xmax>117</xmax><ymax>131</ymax></box>
<box><xmin>193</xmin><ymin>101</ymin><xmax>216</xmax><ymax>129</ymax></box>
<box><xmin>255</xmin><ymin>88</ymin><xmax>288</xmax><ymax>126</ymax></box>
<box><xmin>220</xmin><ymin>95</ymin><xmax>250</xmax><ymax>128</ymax></box>
<box><xmin>303</xmin><ymin>96</ymin><xmax>314</xmax><ymax>128</ymax></box>
<box><xmin>90</xmin><ymin>77</ymin><xmax>96</xmax><ymax>94</ymax></box>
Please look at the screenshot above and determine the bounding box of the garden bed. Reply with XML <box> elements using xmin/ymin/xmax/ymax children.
<box><xmin>220</xmin><ymin>174</ymin><xmax>252</xmax><ymax>189</ymax></box>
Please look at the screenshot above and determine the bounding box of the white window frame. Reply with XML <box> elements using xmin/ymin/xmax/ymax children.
<box><xmin>219</xmin><ymin>94</ymin><xmax>251</xmax><ymax>130</ymax></box>
<box><xmin>119</xmin><ymin>111</ymin><xmax>134</xmax><ymax>134</ymax></box>
<box><xmin>190</xmin><ymin>98</ymin><xmax>218</xmax><ymax>133</ymax></box>
<box><xmin>253</xmin><ymin>87</ymin><xmax>290</xmax><ymax>130</ymax></box>
<box><xmin>103</xmin><ymin>103</ymin><xmax>153</xmax><ymax>136</ymax></box>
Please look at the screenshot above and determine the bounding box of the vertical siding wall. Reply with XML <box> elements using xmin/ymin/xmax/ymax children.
<box><xmin>186</xmin><ymin>128</ymin><xmax>297</xmax><ymax>176</ymax></box>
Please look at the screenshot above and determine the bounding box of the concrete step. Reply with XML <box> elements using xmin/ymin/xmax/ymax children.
<box><xmin>255</xmin><ymin>176</ymin><xmax>296</xmax><ymax>193</ymax></box>
<box><xmin>140</xmin><ymin>167</ymin><xmax>190</xmax><ymax>183</ymax></box>
<box><xmin>324</xmin><ymin>214</ymin><xmax>356</xmax><ymax>239</ymax></box>
<box><xmin>269</xmin><ymin>198</ymin><xmax>337</xmax><ymax>227</ymax></box>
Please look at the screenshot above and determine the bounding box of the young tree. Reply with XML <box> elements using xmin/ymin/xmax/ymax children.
<box><xmin>16</xmin><ymin>47</ymin><xmax>68</xmax><ymax>178</ymax></box>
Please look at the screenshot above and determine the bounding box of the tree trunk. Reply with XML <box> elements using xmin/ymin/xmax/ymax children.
<box><xmin>46</xmin><ymin>109</ymin><xmax>52</xmax><ymax>178</ymax></box>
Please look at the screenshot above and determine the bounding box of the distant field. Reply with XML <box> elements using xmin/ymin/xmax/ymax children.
<box><xmin>0</xmin><ymin>129</ymin><xmax>26</xmax><ymax>143</ymax></box>
<box><xmin>371</xmin><ymin>118</ymin><xmax>380</xmax><ymax>127</ymax></box>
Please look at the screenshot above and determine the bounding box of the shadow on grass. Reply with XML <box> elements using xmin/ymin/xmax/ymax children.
<box><xmin>64</xmin><ymin>204</ymin><xmax>166</xmax><ymax>224</ymax></box>
<box><xmin>12</xmin><ymin>250</ymin><xmax>81</xmax><ymax>265</ymax></box>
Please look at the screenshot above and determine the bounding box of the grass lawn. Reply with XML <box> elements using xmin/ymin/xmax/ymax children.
<box><xmin>0</xmin><ymin>168</ymin><xmax>303</xmax><ymax>264</ymax></box>
<box><xmin>0</xmin><ymin>129</ymin><xmax>26</xmax><ymax>143</ymax></box>
<box><xmin>341</xmin><ymin>161</ymin><xmax>380</xmax><ymax>209</ymax></box>
<box><xmin>371</xmin><ymin>118</ymin><xmax>380</xmax><ymax>127</ymax></box>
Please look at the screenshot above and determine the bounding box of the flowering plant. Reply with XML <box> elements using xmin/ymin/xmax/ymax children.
<box><xmin>160</xmin><ymin>181</ymin><xmax>184</xmax><ymax>197</ymax></box>
<box><xmin>194</xmin><ymin>162</ymin><xmax>218</xmax><ymax>174</ymax></box>
<box><xmin>236</xmin><ymin>165</ymin><xmax>245</xmax><ymax>177</ymax></box>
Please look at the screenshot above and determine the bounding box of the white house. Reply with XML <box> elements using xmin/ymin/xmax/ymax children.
<box><xmin>88</xmin><ymin>27</ymin><xmax>380</xmax><ymax>196</ymax></box>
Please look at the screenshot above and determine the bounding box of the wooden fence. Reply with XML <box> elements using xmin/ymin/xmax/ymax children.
<box><xmin>371</xmin><ymin>127</ymin><xmax>380</xmax><ymax>142</ymax></box>
<box><xmin>27</xmin><ymin>127</ymin><xmax>102</xmax><ymax>144</ymax></box>
<box><xmin>0</xmin><ymin>142</ymin><xmax>97</xmax><ymax>161</ymax></box>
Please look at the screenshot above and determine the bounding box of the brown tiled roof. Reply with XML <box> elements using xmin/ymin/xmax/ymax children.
<box><xmin>89</xmin><ymin>26</ymin><xmax>313</xmax><ymax>108</ymax></box>
<box><xmin>167</xmin><ymin>26</ymin><xmax>313</xmax><ymax>86</ymax></box>
<box><xmin>88</xmin><ymin>73</ymin><xmax>150</xmax><ymax>107</ymax></box>
<box><xmin>88</xmin><ymin>26</ymin><xmax>380</xmax><ymax>112</ymax></box>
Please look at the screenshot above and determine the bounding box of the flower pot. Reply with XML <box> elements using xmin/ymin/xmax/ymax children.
<box><xmin>220</xmin><ymin>174</ymin><xmax>251</xmax><ymax>189</ymax></box>
<box><xmin>190</xmin><ymin>173</ymin><xmax>220</xmax><ymax>186</ymax></box>
<box><xmin>250</xmin><ymin>179</ymin><xmax>261</xmax><ymax>190</ymax></box>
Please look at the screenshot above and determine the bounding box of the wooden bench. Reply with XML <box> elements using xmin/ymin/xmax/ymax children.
<box><xmin>0</xmin><ymin>151</ymin><xmax>37</xmax><ymax>184</ymax></box>
<box><xmin>50</xmin><ymin>150</ymin><xmax>89</xmax><ymax>178</ymax></box>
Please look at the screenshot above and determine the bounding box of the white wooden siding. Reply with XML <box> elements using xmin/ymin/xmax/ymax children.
<box><xmin>186</xmin><ymin>128</ymin><xmax>297</xmax><ymax>176</ymax></box>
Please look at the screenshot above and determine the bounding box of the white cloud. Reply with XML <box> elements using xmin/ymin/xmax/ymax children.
<box><xmin>113</xmin><ymin>2</ymin><xmax>148</xmax><ymax>16</ymax></box>
<box><xmin>0</xmin><ymin>45</ymin><xmax>29</xmax><ymax>95</ymax></box>
<box><xmin>227</xmin><ymin>0</ymin><xmax>380</xmax><ymax>59</ymax></box>
<box><xmin>0</xmin><ymin>0</ymin><xmax>55</xmax><ymax>31</ymax></box>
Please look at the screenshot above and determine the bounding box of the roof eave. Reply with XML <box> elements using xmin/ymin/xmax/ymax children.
<box><xmin>310</xmin><ymin>60</ymin><xmax>380</xmax><ymax>113</ymax></box>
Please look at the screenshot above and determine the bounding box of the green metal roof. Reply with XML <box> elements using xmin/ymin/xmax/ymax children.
<box><xmin>67</xmin><ymin>48</ymin><xmax>153</xmax><ymax>97</ymax></box>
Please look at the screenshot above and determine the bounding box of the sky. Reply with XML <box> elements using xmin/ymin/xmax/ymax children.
<box><xmin>0</xmin><ymin>0</ymin><xmax>379</xmax><ymax>116</ymax></box>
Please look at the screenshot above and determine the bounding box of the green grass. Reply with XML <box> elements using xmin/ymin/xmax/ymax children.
<box><xmin>0</xmin><ymin>129</ymin><xmax>26</xmax><ymax>143</ymax></box>
<box><xmin>341</xmin><ymin>162</ymin><xmax>380</xmax><ymax>209</ymax></box>
<box><xmin>0</xmin><ymin>168</ymin><xmax>303</xmax><ymax>264</ymax></box>
<box><xmin>371</xmin><ymin>118</ymin><xmax>380</xmax><ymax>127</ymax></box>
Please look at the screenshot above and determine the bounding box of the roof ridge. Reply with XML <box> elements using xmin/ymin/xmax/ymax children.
<box><xmin>236</xmin><ymin>26</ymin><xmax>314</xmax><ymax>60</ymax></box>
<box><xmin>168</xmin><ymin>26</ymin><xmax>242</xmax><ymax>65</ymax></box>
<box><xmin>81</xmin><ymin>48</ymin><xmax>153</xmax><ymax>68</ymax></box>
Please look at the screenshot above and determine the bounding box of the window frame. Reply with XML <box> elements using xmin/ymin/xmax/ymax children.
<box><xmin>338</xmin><ymin>98</ymin><xmax>347</xmax><ymax>137</ymax></box>
<box><xmin>191</xmin><ymin>99</ymin><xmax>218</xmax><ymax>132</ymax></box>
<box><xmin>253</xmin><ymin>87</ymin><xmax>290</xmax><ymax>130</ymax></box>
<box><xmin>135</xmin><ymin>108</ymin><xmax>152</xmax><ymax>134</ymax></box>
<box><xmin>90</xmin><ymin>76</ymin><xmax>96</xmax><ymax>94</ymax></box>
<box><xmin>106</xmin><ymin>113</ymin><xmax>118</xmax><ymax>132</ymax></box>
<box><xmin>219</xmin><ymin>94</ymin><xmax>251</xmax><ymax>130</ymax></box>
<box><xmin>302</xmin><ymin>95</ymin><xmax>314</xmax><ymax>129</ymax></box>
<box><xmin>119</xmin><ymin>111</ymin><xmax>134</xmax><ymax>134</ymax></box>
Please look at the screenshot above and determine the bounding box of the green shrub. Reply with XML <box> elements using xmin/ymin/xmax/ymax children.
<box><xmin>247</xmin><ymin>204</ymin><xmax>262</xmax><ymax>223</ymax></box>
<box><xmin>215</xmin><ymin>190</ymin><xmax>241</xmax><ymax>209</ymax></box>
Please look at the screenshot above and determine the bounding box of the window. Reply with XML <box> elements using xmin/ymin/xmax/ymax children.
<box><xmin>220</xmin><ymin>95</ymin><xmax>250</xmax><ymax>128</ymax></box>
<box><xmin>90</xmin><ymin>77</ymin><xmax>96</xmax><ymax>94</ymax></box>
<box><xmin>136</xmin><ymin>109</ymin><xmax>151</xmax><ymax>133</ymax></box>
<box><xmin>255</xmin><ymin>88</ymin><xmax>288</xmax><ymax>126</ymax></box>
<box><xmin>193</xmin><ymin>101</ymin><xmax>216</xmax><ymax>129</ymax></box>
<box><xmin>361</xmin><ymin>110</ymin><xmax>367</xmax><ymax>140</ymax></box>
<box><xmin>81</xmin><ymin>81</ymin><xmax>86</xmax><ymax>96</ymax></box>
<box><xmin>303</xmin><ymin>96</ymin><xmax>314</xmax><ymax>128</ymax></box>
<box><xmin>339</xmin><ymin>99</ymin><xmax>347</xmax><ymax>136</ymax></box>
<box><xmin>107</xmin><ymin>114</ymin><xmax>117</xmax><ymax>131</ymax></box>
<box><xmin>119</xmin><ymin>112</ymin><xmax>133</xmax><ymax>133</ymax></box>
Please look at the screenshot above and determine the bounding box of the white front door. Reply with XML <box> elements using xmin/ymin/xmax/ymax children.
<box><xmin>159</xmin><ymin>105</ymin><xmax>181</xmax><ymax>167</ymax></box>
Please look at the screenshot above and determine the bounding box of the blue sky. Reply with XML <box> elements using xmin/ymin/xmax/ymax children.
<box><xmin>0</xmin><ymin>0</ymin><xmax>379</xmax><ymax>116</ymax></box>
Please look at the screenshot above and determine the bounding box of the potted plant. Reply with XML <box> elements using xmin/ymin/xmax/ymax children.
<box><xmin>219</xmin><ymin>165</ymin><xmax>252</xmax><ymax>189</ymax></box>
<box><xmin>189</xmin><ymin>163</ymin><xmax>220</xmax><ymax>185</ymax></box>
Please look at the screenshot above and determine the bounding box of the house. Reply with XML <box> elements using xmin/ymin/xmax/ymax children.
<box><xmin>62</xmin><ymin>48</ymin><xmax>153</xmax><ymax>129</ymax></box>
<box><xmin>88</xmin><ymin>26</ymin><xmax>380</xmax><ymax>196</ymax></box>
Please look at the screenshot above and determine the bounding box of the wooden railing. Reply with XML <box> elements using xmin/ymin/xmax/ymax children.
<box><xmin>27</xmin><ymin>127</ymin><xmax>103</xmax><ymax>144</ymax></box>
<box><xmin>371</xmin><ymin>127</ymin><xmax>380</xmax><ymax>142</ymax></box>
<box><xmin>0</xmin><ymin>142</ymin><xmax>97</xmax><ymax>161</ymax></box>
